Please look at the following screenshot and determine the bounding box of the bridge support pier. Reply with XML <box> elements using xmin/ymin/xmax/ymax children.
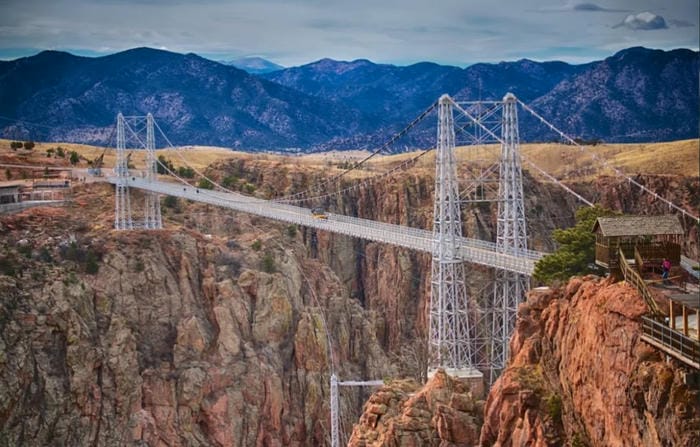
<box><xmin>113</xmin><ymin>112</ymin><xmax>162</xmax><ymax>230</ymax></box>
<box><xmin>114</xmin><ymin>113</ymin><xmax>133</xmax><ymax>230</ymax></box>
<box><xmin>143</xmin><ymin>113</ymin><xmax>162</xmax><ymax>229</ymax></box>
<box><xmin>428</xmin><ymin>95</ymin><xmax>480</xmax><ymax>378</ymax></box>
<box><xmin>489</xmin><ymin>93</ymin><xmax>530</xmax><ymax>385</ymax></box>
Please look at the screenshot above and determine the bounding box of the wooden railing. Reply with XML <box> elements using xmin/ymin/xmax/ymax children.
<box><xmin>619</xmin><ymin>248</ymin><xmax>663</xmax><ymax>319</ymax></box>
<box><xmin>634</xmin><ymin>246</ymin><xmax>645</xmax><ymax>274</ymax></box>
<box><xmin>641</xmin><ymin>316</ymin><xmax>700</xmax><ymax>369</ymax></box>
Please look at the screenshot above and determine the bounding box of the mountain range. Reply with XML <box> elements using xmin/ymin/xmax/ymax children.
<box><xmin>221</xmin><ymin>56</ymin><xmax>285</xmax><ymax>74</ymax></box>
<box><xmin>0</xmin><ymin>47</ymin><xmax>697</xmax><ymax>150</ymax></box>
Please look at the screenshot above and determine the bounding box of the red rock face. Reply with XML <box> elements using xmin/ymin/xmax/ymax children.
<box><xmin>348</xmin><ymin>369</ymin><xmax>484</xmax><ymax>447</ymax></box>
<box><xmin>481</xmin><ymin>276</ymin><xmax>700</xmax><ymax>447</ymax></box>
<box><xmin>0</xmin><ymin>206</ymin><xmax>394</xmax><ymax>446</ymax></box>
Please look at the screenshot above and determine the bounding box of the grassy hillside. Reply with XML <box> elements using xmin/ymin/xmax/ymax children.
<box><xmin>0</xmin><ymin>138</ymin><xmax>697</xmax><ymax>182</ymax></box>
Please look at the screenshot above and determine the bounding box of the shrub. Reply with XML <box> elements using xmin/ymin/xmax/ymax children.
<box><xmin>222</xmin><ymin>175</ymin><xmax>238</xmax><ymax>188</ymax></box>
<box><xmin>56</xmin><ymin>146</ymin><xmax>65</xmax><ymax>158</ymax></box>
<box><xmin>10</xmin><ymin>141</ymin><xmax>23</xmax><ymax>150</ymax></box>
<box><xmin>0</xmin><ymin>256</ymin><xmax>16</xmax><ymax>276</ymax></box>
<box><xmin>243</xmin><ymin>183</ymin><xmax>256</xmax><ymax>194</ymax></box>
<box><xmin>85</xmin><ymin>252</ymin><xmax>99</xmax><ymax>274</ymax></box>
<box><xmin>69</xmin><ymin>151</ymin><xmax>80</xmax><ymax>165</ymax></box>
<box><xmin>571</xmin><ymin>433</ymin><xmax>585</xmax><ymax>447</ymax></box>
<box><xmin>46</xmin><ymin>148</ymin><xmax>55</xmax><ymax>157</ymax></box>
<box><xmin>545</xmin><ymin>393</ymin><xmax>562</xmax><ymax>423</ymax></box>
<box><xmin>163</xmin><ymin>195</ymin><xmax>178</xmax><ymax>209</ymax></box>
<box><xmin>23</xmin><ymin>141</ymin><xmax>35</xmax><ymax>150</ymax></box>
<box><xmin>63</xmin><ymin>271</ymin><xmax>78</xmax><ymax>285</ymax></box>
<box><xmin>157</xmin><ymin>155</ymin><xmax>173</xmax><ymax>174</ymax></box>
<box><xmin>286</xmin><ymin>225</ymin><xmax>297</xmax><ymax>238</ymax></box>
<box><xmin>198</xmin><ymin>178</ymin><xmax>214</xmax><ymax>190</ymax></box>
<box><xmin>251</xmin><ymin>239</ymin><xmax>262</xmax><ymax>251</ymax></box>
<box><xmin>261</xmin><ymin>253</ymin><xmax>276</xmax><ymax>273</ymax></box>
<box><xmin>18</xmin><ymin>243</ymin><xmax>32</xmax><ymax>259</ymax></box>
<box><xmin>39</xmin><ymin>247</ymin><xmax>53</xmax><ymax>263</ymax></box>
<box><xmin>178</xmin><ymin>166</ymin><xmax>195</xmax><ymax>178</ymax></box>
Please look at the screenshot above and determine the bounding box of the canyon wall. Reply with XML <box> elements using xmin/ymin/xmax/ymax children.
<box><xmin>481</xmin><ymin>276</ymin><xmax>700</xmax><ymax>447</ymax></box>
<box><xmin>0</xmin><ymin>195</ymin><xmax>390</xmax><ymax>446</ymax></box>
<box><xmin>0</xmin><ymin>153</ymin><xmax>697</xmax><ymax>446</ymax></box>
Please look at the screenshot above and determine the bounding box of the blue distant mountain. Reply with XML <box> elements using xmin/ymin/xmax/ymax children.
<box><xmin>221</xmin><ymin>56</ymin><xmax>285</xmax><ymax>74</ymax></box>
<box><xmin>0</xmin><ymin>46</ymin><xmax>697</xmax><ymax>150</ymax></box>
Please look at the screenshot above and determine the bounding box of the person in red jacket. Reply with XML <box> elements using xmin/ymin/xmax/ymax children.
<box><xmin>662</xmin><ymin>258</ymin><xmax>671</xmax><ymax>285</ymax></box>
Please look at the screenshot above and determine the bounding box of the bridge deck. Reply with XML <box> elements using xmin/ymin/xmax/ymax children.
<box><xmin>106</xmin><ymin>176</ymin><xmax>543</xmax><ymax>275</ymax></box>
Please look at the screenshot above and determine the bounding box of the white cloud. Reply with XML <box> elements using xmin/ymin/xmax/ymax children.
<box><xmin>614</xmin><ymin>12</ymin><xmax>667</xmax><ymax>30</ymax></box>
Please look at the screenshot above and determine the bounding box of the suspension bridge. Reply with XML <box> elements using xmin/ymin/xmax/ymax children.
<box><xmin>100</xmin><ymin>94</ymin><xmax>698</xmax><ymax>379</ymax></box>
<box><xmin>6</xmin><ymin>92</ymin><xmax>696</xmax><ymax>447</ymax></box>
<box><xmin>95</xmin><ymin>93</ymin><xmax>696</xmax><ymax>446</ymax></box>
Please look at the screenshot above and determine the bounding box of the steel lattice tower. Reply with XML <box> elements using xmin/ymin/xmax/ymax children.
<box><xmin>330</xmin><ymin>374</ymin><xmax>339</xmax><ymax>447</ymax></box>
<box><xmin>428</xmin><ymin>95</ymin><xmax>474</xmax><ymax>372</ymax></box>
<box><xmin>114</xmin><ymin>113</ymin><xmax>133</xmax><ymax>230</ymax></box>
<box><xmin>143</xmin><ymin>113</ymin><xmax>162</xmax><ymax>229</ymax></box>
<box><xmin>489</xmin><ymin>93</ymin><xmax>529</xmax><ymax>384</ymax></box>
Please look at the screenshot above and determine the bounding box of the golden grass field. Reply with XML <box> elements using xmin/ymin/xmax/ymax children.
<box><xmin>0</xmin><ymin>138</ymin><xmax>697</xmax><ymax>181</ymax></box>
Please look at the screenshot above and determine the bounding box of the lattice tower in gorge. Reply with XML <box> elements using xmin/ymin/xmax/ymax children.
<box><xmin>428</xmin><ymin>95</ymin><xmax>478</xmax><ymax>376</ymax></box>
<box><xmin>490</xmin><ymin>93</ymin><xmax>529</xmax><ymax>384</ymax></box>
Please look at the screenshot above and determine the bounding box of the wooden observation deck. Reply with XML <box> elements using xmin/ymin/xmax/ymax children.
<box><xmin>593</xmin><ymin>215</ymin><xmax>699</xmax><ymax>370</ymax></box>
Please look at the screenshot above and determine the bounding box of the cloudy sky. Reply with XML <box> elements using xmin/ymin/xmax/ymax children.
<box><xmin>0</xmin><ymin>0</ymin><xmax>697</xmax><ymax>66</ymax></box>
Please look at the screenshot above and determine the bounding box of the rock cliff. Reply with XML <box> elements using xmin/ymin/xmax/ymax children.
<box><xmin>480</xmin><ymin>276</ymin><xmax>700</xmax><ymax>447</ymax></box>
<box><xmin>347</xmin><ymin>370</ymin><xmax>483</xmax><ymax>446</ymax></box>
<box><xmin>0</xmin><ymin>191</ymin><xmax>391</xmax><ymax>446</ymax></box>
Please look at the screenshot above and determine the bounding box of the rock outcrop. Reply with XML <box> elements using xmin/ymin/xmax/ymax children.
<box><xmin>481</xmin><ymin>276</ymin><xmax>700</xmax><ymax>447</ymax></box>
<box><xmin>348</xmin><ymin>369</ymin><xmax>484</xmax><ymax>447</ymax></box>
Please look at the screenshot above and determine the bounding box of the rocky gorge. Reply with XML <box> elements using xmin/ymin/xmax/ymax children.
<box><xmin>0</xmin><ymin>144</ymin><xmax>698</xmax><ymax>446</ymax></box>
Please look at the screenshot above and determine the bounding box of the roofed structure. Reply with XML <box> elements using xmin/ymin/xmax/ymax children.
<box><xmin>593</xmin><ymin>215</ymin><xmax>684</xmax><ymax>272</ymax></box>
<box><xmin>593</xmin><ymin>215</ymin><xmax>684</xmax><ymax>237</ymax></box>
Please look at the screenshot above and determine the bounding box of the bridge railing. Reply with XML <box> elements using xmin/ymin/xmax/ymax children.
<box><xmin>641</xmin><ymin>316</ymin><xmax>700</xmax><ymax>369</ymax></box>
<box><xmin>330</xmin><ymin>214</ymin><xmax>544</xmax><ymax>261</ymax></box>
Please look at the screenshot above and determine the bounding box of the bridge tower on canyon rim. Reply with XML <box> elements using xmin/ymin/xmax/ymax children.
<box><xmin>428</xmin><ymin>92</ymin><xmax>529</xmax><ymax>385</ymax></box>
<box><xmin>490</xmin><ymin>93</ymin><xmax>529</xmax><ymax>384</ymax></box>
<box><xmin>114</xmin><ymin>112</ymin><xmax>162</xmax><ymax>230</ymax></box>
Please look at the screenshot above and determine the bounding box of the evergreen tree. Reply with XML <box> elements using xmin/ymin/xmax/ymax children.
<box><xmin>533</xmin><ymin>206</ymin><xmax>618</xmax><ymax>285</ymax></box>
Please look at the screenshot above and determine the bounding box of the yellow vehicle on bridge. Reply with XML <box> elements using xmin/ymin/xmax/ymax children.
<box><xmin>311</xmin><ymin>207</ymin><xmax>328</xmax><ymax>219</ymax></box>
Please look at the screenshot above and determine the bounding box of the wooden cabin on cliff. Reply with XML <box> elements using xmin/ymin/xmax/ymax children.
<box><xmin>593</xmin><ymin>215</ymin><xmax>683</xmax><ymax>274</ymax></box>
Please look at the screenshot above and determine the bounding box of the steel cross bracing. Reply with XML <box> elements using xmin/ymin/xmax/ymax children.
<box><xmin>114</xmin><ymin>113</ymin><xmax>133</xmax><ymax>230</ymax></box>
<box><xmin>143</xmin><ymin>113</ymin><xmax>162</xmax><ymax>229</ymax></box>
<box><xmin>104</xmin><ymin>176</ymin><xmax>543</xmax><ymax>274</ymax></box>
<box><xmin>489</xmin><ymin>93</ymin><xmax>530</xmax><ymax>384</ymax></box>
<box><xmin>428</xmin><ymin>95</ymin><xmax>474</xmax><ymax>371</ymax></box>
<box><xmin>113</xmin><ymin>113</ymin><xmax>163</xmax><ymax>230</ymax></box>
<box><xmin>330</xmin><ymin>374</ymin><xmax>383</xmax><ymax>447</ymax></box>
